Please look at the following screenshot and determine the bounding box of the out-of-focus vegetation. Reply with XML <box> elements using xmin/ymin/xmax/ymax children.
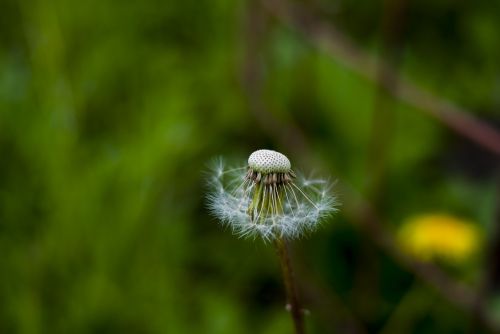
<box><xmin>397</xmin><ymin>213</ymin><xmax>480</xmax><ymax>263</ymax></box>
<box><xmin>1</xmin><ymin>0</ymin><xmax>499</xmax><ymax>333</ymax></box>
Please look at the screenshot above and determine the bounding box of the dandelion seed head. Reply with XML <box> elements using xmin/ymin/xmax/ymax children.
<box><xmin>248</xmin><ymin>149</ymin><xmax>291</xmax><ymax>174</ymax></box>
<box><xmin>207</xmin><ymin>150</ymin><xmax>337</xmax><ymax>241</ymax></box>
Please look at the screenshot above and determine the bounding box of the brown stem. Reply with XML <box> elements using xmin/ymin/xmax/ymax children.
<box><xmin>275</xmin><ymin>238</ymin><xmax>305</xmax><ymax>334</ymax></box>
<box><xmin>261</xmin><ymin>0</ymin><xmax>500</xmax><ymax>156</ymax></box>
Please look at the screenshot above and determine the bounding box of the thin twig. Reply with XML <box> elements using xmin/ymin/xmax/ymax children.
<box><xmin>261</xmin><ymin>0</ymin><xmax>500</xmax><ymax>156</ymax></box>
<box><xmin>354</xmin><ymin>0</ymin><xmax>410</xmax><ymax>320</ymax></box>
<box><xmin>242</xmin><ymin>0</ymin><xmax>310</xmax><ymax>159</ymax></box>
<box><xmin>275</xmin><ymin>238</ymin><xmax>306</xmax><ymax>334</ymax></box>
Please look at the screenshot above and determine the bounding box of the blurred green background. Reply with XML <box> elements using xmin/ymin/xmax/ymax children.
<box><xmin>1</xmin><ymin>0</ymin><xmax>500</xmax><ymax>333</ymax></box>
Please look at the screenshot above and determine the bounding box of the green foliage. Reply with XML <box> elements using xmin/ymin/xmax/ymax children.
<box><xmin>1</xmin><ymin>0</ymin><xmax>498</xmax><ymax>333</ymax></box>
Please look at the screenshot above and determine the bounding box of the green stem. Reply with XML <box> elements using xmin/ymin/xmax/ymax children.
<box><xmin>275</xmin><ymin>237</ymin><xmax>305</xmax><ymax>334</ymax></box>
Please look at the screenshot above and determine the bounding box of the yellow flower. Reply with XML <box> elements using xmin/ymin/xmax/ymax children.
<box><xmin>397</xmin><ymin>213</ymin><xmax>480</xmax><ymax>263</ymax></box>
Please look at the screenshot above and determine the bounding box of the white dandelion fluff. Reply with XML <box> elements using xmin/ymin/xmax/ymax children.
<box><xmin>207</xmin><ymin>149</ymin><xmax>337</xmax><ymax>241</ymax></box>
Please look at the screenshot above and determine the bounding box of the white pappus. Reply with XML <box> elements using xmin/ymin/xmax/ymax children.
<box><xmin>207</xmin><ymin>149</ymin><xmax>337</xmax><ymax>241</ymax></box>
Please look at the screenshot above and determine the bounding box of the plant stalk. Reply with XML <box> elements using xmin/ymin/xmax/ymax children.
<box><xmin>275</xmin><ymin>237</ymin><xmax>305</xmax><ymax>334</ymax></box>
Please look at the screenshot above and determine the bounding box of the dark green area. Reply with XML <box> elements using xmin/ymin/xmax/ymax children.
<box><xmin>1</xmin><ymin>0</ymin><xmax>499</xmax><ymax>333</ymax></box>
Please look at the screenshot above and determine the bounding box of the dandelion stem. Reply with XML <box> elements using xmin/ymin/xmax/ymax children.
<box><xmin>274</xmin><ymin>237</ymin><xmax>305</xmax><ymax>334</ymax></box>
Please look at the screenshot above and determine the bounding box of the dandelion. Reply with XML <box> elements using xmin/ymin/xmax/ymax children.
<box><xmin>397</xmin><ymin>213</ymin><xmax>480</xmax><ymax>263</ymax></box>
<box><xmin>207</xmin><ymin>149</ymin><xmax>337</xmax><ymax>334</ymax></box>
<box><xmin>207</xmin><ymin>149</ymin><xmax>336</xmax><ymax>241</ymax></box>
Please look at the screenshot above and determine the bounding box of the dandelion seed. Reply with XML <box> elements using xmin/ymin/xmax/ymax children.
<box><xmin>207</xmin><ymin>149</ymin><xmax>337</xmax><ymax>241</ymax></box>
